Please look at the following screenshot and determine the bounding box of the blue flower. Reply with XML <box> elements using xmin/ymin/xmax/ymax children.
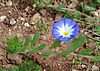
<box><xmin>52</xmin><ymin>18</ymin><xmax>80</xmax><ymax>42</ymax></box>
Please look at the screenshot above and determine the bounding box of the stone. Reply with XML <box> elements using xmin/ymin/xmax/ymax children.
<box><xmin>40</xmin><ymin>9</ymin><xmax>47</xmax><ymax>16</ymax></box>
<box><xmin>68</xmin><ymin>2</ymin><xmax>77</xmax><ymax>9</ymax></box>
<box><xmin>0</xmin><ymin>16</ymin><xmax>7</xmax><ymax>22</ymax></box>
<box><xmin>6</xmin><ymin>0</ymin><xmax>12</xmax><ymax>6</ymax></box>
<box><xmin>32</xmin><ymin>4</ymin><xmax>36</xmax><ymax>8</ymax></box>
<box><xmin>30</xmin><ymin>13</ymin><xmax>41</xmax><ymax>25</ymax></box>
<box><xmin>18</xmin><ymin>16</ymin><xmax>25</xmax><ymax>21</ymax></box>
<box><xmin>72</xmin><ymin>69</ymin><xmax>79</xmax><ymax>71</ymax></box>
<box><xmin>81</xmin><ymin>64</ymin><xmax>87</xmax><ymax>68</ymax></box>
<box><xmin>24</xmin><ymin>22</ymin><xmax>30</xmax><ymax>27</ymax></box>
<box><xmin>33</xmin><ymin>13</ymin><xmax>41</xmax><ymax>19</ymax></box>
<box><xmin>0</xmin><ymin>3</ymin><xmax>5</xmax><ymax>7</ymax></box>
<box><xmin>41</xmin><ymin>35</ymin><xmax>47</xmax><ymax>41</ymax></box>
<box><xmin>94</xmin><ymin>11</ymin><xmax>99</xmax><ymax>17</ymax></box>
<box><xmin>10</xmin><ymin>18</ymin><xmax>16</xmax><ymax>25</ymax></box>
<box><xmin>30</xmin><ymin>19</ymin><xmax>35</xmax><ymax>25</ymax></box>
<box><xmin>25</xmin><ymin>6</ymin><xmax>30</xmax><ymax>12</ymax></box>
<box><xmin>97</xmin><ymin>10</ymin><xmax>100</xmax><ymax>17</ymax></box>
<box><xmin>92</xmin><ymin>65</ymin><xmax>99</xmax><ymax>71</ymax></box>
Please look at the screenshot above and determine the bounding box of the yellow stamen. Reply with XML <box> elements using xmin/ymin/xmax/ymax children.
<box><xmin>63</xmin><ymin>31</ymin><xmax>69</xmax><ymax>36</ymax></box>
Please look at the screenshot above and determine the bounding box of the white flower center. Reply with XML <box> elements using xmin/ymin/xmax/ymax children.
<box><xmin>58</xmin><ymin>23</ymin><xmax>75</xmax><ymax>37</ymax></box>
<box><xmin>63</xmin><ymin>31</ymin><xmax>69</xmax><ymax>36</ymax></box>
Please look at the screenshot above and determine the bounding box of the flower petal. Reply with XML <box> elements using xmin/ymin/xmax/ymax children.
<box><xmin>52</xmin><ymin>18</ymin><xmax>80</xmax><ymax>42</ymax></box>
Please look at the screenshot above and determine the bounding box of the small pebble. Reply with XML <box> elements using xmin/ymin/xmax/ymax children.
<box><xmin>72</xmin><ymin>69</ymin><xmax>79</xmax><ymax>71</ymax></box>
<box><xmin>30</xmin><ymin>18</ymin><xmax>35</xmax><ymax>25</ymax></box>
<box><xmin>92</xmin><ymin>65</ymin><xmax>99</xmax><ymax>71</ymax></box>
<box><xmin>68</xmin><ymin>2</ymin><xmax>77</xmax><ymax>9</ymax></box>
<box><xmin>94</xmin><ymin>11</ymin><xmax>99</xmax><ymax>17</ymax></box>
<box><xmin>10</xmin><ymin>18</ymin><xmax>16</xmax><ymax>25</ymax></box>
<box><xmin>40</xmin><ymin>9</ymin><xmax>47</xmax><ymax>16</ymax></box>
<box><xmin>33</xmin><ymin>13</ymin><xmax>41</xmax><ymax>19</ymax></box>
<box><xmin>6</xmin><ymin>0</ymin><xmax>12</xmax><ymax>6</ymax></box>
<box><xmin>43</xmin><ymin>69</ymin><xmax>46</xmax><ymax>71</ymax></box>
<box><xmin>30</xmin><ymin>13</ymin><xmax>41</xmax><ymax>25</ymax></box>
<box><xmin>97</xmin><ymin>10</ymin><xmax>100</xmax><ymax>16</ymax></box>
<box><xmin>24</xmin><ymin>22</ymin><xmax>30</xmax><ymax>27</ymax></box>
<box><xmin>18</xmin><ymin>16</ymin><xmax>25</xmax><ymax>21</ymax></box>
<box><xmin>41</xmin><ymin>35</ymin><xmax>47</xmax><ymax>41</ymax></box>
<box><xmin>32</xmin><ymin>4</ymin><xmax>36</xmax><ymax>8</ymax></box>
<box><xmin>0</xmin><ymin>3</ymin><xmax>5</xmax><ymax>7</ymax></box>
<box><xmin>25</xmin><ymin>6</ymin><xmax>30</xmax><ymax>12</ymax></box>
<box><xmin>81</xmin><ymin>64</ymin><xmax>87</xmax><ymax>68</ymax></box>
<box><xmin>0</xmin><ymin>16</ymin><xmax>7</xmax><ymax>22</ymax></box>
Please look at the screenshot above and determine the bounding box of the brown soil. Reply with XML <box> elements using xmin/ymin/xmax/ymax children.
<box><xmin>0</xmin><ymin>0</ymin><xmax>100</xmax><ymax>71</ymax></box>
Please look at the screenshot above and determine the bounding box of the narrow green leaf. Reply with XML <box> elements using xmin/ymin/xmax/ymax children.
<box><xmin>27</xmin><ymin>60</ymin><xmax>35</xmax><ymax>68</ymax></box>
<box><xmin>42</xmin><ymin>50</ymin><xmax>55</xmax><ymax>56</ymax></box>
<box><xmin>15</xmin><ymin>41</ymin><xmax>23</xmax><ymax>48</ymax></box>
<box><xmin>24</xmin><ymin>36</ymin><xmax>32</xmax><ymax>47</ymax></box>
<box><xmin>12</xmin><ymin>36</ymin><xmax>20</xmax><ymax>53</ymax></box>
<box><xmin>55</xmin><ymin>3</ymin><xmax>66</xmax><ymax>11</ymax></box>
<box><xmin>61</xmin><ymin>50</ymin><xmax>73</xmax><ymax>56</ymax></box>
<box><xmin>13</xmin><ymin>35</ymin><xmax>18</xmax><ymax>44</ymax></box>
<box><xmin>63</xmin><ymin>11</ymin><xmax>72</xmax><ymax>18</ymax></box>
<box><xmin>97</xmin><ymin>0</ymin><xmax>100</xmax><ymax>3</ymax></box>
<box><xmin>6</xmin><ymin>36</ymin><xmax>24</xmax><ymax>54</ymax></box>
<box><xmin>6</xmin><ymin>37</ymin><xmax>12</xmax><ymax>47</ymax></box>
<box><xmin>85</xmin><ymin>18</ymin><xmax>95</xmax><ymax>23</ymax></box>
<box><xmin>47</xmin><ymin>0</ymin><xmax>53</xmax><ymax>5</ymax></box>
<box><xmin>50</xmin><ymin>40</ymin><xmax>61</xmax><ymax>48</ymax></box>
<box><xmin>61</xmin><ymin>36</ymin><xmax>86</xmax><ymax>56</ymax></box>
<box><xmin>6</xmin><ymin>37</ymin><xmax>15</xmax><ymax>53</ymax></box>
<box><xmin>6</xmin><ymin>48</ymin><xmax>14</xmax><ymax>54</ymax></box>
<box><xmin>79</xmin><ymin>49</ymin><xmax>93</xmax><ymax>55</ymax></box>
<box><xmin>74</xmin><ymin>11</ymin><xmax>81</xmax><ymax>20</ymax></box>
<box><xmin>95</xmin><ymin>26</ymin><xmax>100</xmax><ymax>35</ymax></box>
<box><xmin>20</xmin><ymin>37</ymin><xmax>32</xmax><ymax>52</ymax></box>
<box><xmin>84</xmin><ymin>5</ymin><xmax>95</xmax><ymax>12</ymax></box>
<box><xmin>32</xmin><ymin>32</ymin><xmax>40</xmax><ymax>45</ymax></box>
<box><xmin>71</xmin><ymin>36</ymin><xmax>86</xmax><ymax>51</ymax></box>
<box><xmin>90</xmin><ymin>56</ymin><xmax>100</xmax><ymax>62</ymax></box>
<box><xmin>15</xmin><ymin>41</ymin><xmax>23</xmax><ymax>52</ymax></box>
<box><xmin>27</xmin><ymin>60</ymin><xmax>42</xmax><ymax>71</ymax></box>
<box><xmin>29</xmin><ymin>44</ymin><xmax>46</xmax><ymax>55</ymax></box>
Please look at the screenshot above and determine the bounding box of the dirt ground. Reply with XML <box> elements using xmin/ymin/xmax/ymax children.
<box><xmin>0</xmin><ymin>0</ymin><xmax>100</xmax><ymax>71</ymax></box>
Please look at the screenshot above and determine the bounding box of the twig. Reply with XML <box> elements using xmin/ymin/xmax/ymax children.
<box><xmin>62</xmin><ymin>8</ymin><xmax>91</xmax><ymax>18</ymax></box>
<box><xmin>74</xmin><ymin>19</ymin><xmax>91</xmax><ymax>25</ymax></box>
<box><xmin>86</xmin><ymin>34</ymin><xmax>100</xmax><ymax>42</ymax></box>
<box><xmin>82</xmin><ymin>29</ymin><xmax>100</xmax><ymax>37</ymax></box>
<box><xmin>72</xmin><ymin>53</ymin><xmax>94</xmax><ymax>58</ymax></box>
<box><xmin>47</xmin><ymin>5</ymin><xmax>91</xmax><ymax>18</ymax></box>
<box><xmin>87</xmin><ymin>29</ymin><xmax>100</xmax><ymax>37</ymax></box>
